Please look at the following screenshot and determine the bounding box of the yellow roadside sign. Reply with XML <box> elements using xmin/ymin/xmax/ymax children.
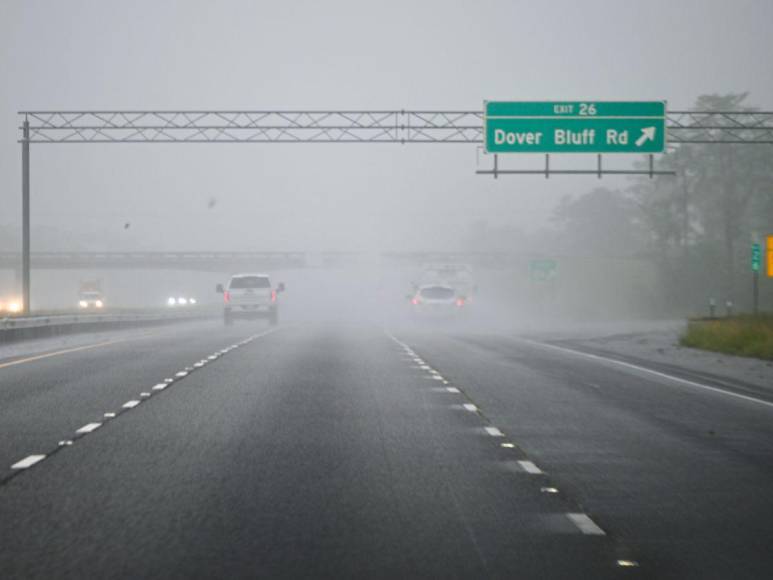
<box><xmin>768</xmin><ymin>235</ymin><xmax>773</xmax><ymax>277</ymax></box>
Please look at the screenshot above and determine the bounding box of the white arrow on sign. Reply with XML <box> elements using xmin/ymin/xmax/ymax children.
<box><xmin>635</xmin><ymin>127</ymin><xmax>656</xmax><ymax>147</ymax></box>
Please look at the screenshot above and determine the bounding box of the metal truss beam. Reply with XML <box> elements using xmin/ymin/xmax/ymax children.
<box><xmin>18</xmin><ymin>109</ymin><xmax>773</xmax><ymax>144</ymax></box>
<box><xmin>17</xmin><ymin>111</ymin><xmax>483</xmax><ymax>144</ymax></box>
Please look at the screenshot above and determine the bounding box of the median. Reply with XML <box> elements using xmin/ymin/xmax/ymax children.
<box><xmin>681</xmin><ymin>314</ymin><xmax>773</xmax><ymax>360</ymax></box>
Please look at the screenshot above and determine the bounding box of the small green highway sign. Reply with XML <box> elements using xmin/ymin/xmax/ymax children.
<box><xmin>529</xmin><ymin>258</ymin><xmax>558</xmax><ymax>281</ymax></box>
<box><xmin>752</xmin><ymin>243</ymin><xmax>761</xmax><ymax>272</ymax></box>
<box><xmin>485</xmin><ymin>101</ymin><xmax>666</xmax><ymax>154</ymax></box>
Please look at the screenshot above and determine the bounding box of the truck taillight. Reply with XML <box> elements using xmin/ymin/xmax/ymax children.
<box><xmin>224</xmin><ymin>291</ymin><xmax>230</xmax><ymax>303</ymax></box>
<box><xmin>271</xmin><ymin>290</ymin><xmax>277</xmax><ymax>302</ymax></box>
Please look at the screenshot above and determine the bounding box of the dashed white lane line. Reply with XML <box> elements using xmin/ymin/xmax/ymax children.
<box><xmin>566</xmin><ymin>513</ymin><xmax>606</xmax><ymax>536</ymax></box>
<box><xmin>4</xmin><ymin>328</ymin><xmax>283</xmax><ymax>478</ymax></box>
<box><xmin>11</xmin><ymin>455</ymin><xmax>46</xmax><ymax>469</ymax></box>
<box><xmin>431</xmin><ymin>375</ymin><xmax>444</xmax><ymax>381</ymax></box>
<box><xmin>485</xmin><ymin>426</ymin><xmax>504</xmax><ymax>437</ymax></box>
<box><xmin>463</xmin><ymin>403</ymin><xmax>478</xmax><ymax>412</ymax></box>
<box><xmin>518</xmin><ymin>460</ymin><xmax>543</xmax><ymax>474</ymax></box>
<box><xmin>446</xmin><ymin>387</ymin><xmax>461</xmax><ymax>393</ymax></box>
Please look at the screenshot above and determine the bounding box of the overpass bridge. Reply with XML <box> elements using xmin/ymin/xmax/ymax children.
<box><xmin>0</xmin><ymin>251</ymin><xmax>651</xmax><ymax>274</ymax></box>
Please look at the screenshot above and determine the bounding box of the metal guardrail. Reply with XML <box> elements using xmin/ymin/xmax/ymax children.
<box><xmin>0</xmin><ymin>309</ymin><xmax>213</xmax><ymax>343</ymax></box>
<box><xmin>0</xmin><ymin>310</ymin><xmax>201</xmax><ymax>330</ymax></box>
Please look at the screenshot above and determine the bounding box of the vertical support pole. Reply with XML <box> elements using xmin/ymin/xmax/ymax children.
<box><xmin>545</xmin><ymin>154</ymin><xmax>550</xmax><ymax>179</ymax></box>
<box><xmin>649</xmin><ymin>154</ymin><xmax>654</xmax><ymax>179</ymax></box>
<box><xmin>597</xmin><ymin>154</ymin><xmax>602</xmax><ymax>179</ymax></box>
<box><xmin>753</xmin><ymin>270</ymin><xmax>759</xmax><ymax>315</ymax></box>
<box><xmin>21</xmin><ymin>117</ymin><xmax>31</xmax><ymax>314</ymax></box>
<box><xmin>494</xmin><ymin>154</ymin><xmax>498</xmax><ymax>179</ymax></box>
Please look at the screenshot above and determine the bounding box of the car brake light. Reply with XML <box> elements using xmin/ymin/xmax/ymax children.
<box><xmin>411</xmin><ymin>297</ymin><xmax>420</xmax><ymax>305</ymax></box>
<box><xmin>271</xmin><ymin>290</ymin><xmax>277</xmax><ymax>302</ymax></box>
<box><xmin>224</xmin><ymin>291</ymin><xmax>230</xmax><ymax>303</ymax></box>
<box><xmin>456</xmin><ymin>298</ymin><xmax>465</xmax><ymax>307</ymax></box>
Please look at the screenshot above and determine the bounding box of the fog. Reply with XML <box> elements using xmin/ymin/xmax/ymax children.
<box><xmin>1</xmin><ymin>0</ymin><xmax>772</xmax><ymax>323</ymax></box>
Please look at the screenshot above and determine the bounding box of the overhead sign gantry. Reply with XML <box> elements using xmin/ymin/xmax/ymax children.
<box><xmin>14</xmin><ymin>105</ymin><xmax>773</xmax><ymax>313</ymax></box>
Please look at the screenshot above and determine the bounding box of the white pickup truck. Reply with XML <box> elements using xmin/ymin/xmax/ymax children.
<box><xmin>216</xmin><ymin>273</ymin><xmax>285</xmax><ymax>326</ymax></box>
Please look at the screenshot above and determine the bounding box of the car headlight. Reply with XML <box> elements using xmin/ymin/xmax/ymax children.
<box><xmin>167</xmin><ymin>297</ymin><xmax>177</xmax><ymax>306</ymax></box>
<box><xmin>95</xmin><ymin>300</ymin><xmax>104</xmax><ymax>308</ymax></box>
<box><xmin>79</xmin><ymin>300</ymin><xmax>88</xmax><ymax>308</ymax></box>
<box><xmin>8</xmin><ymin>301</ymin><xmax>21</xmax><ymax>313</ymax></box>
<box><xmin>177</xmin><ymin>297</ymin><xmax>188</xmax><ymax>305</ymax></box>
<box><xmin>189</xmin><ymin>298</ymin><xmax>197</xmax><ymax>305</ymax></box>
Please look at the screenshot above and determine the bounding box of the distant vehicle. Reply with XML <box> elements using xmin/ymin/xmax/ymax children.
<box><xmin>78</xmin><ymin>280</ymin><xmax>105</xmax><ymax>309</ymax></box>
<box><xmin>167</xmin><ymin>296</ymin><xmax>198</xmax><ymax>307</ymax></box>
<box><xmin>409</xmin><ymin>284</ymin><xmax>466</xmax><ymax>318</ymax></box>
<box><xmin>78</xmin><ymin>291</ymin><xmax>104</xmax><ymax>309</ymax></box>
<box><xmin>216</xmin><ymin>274</ymin><xmax>285</xmax><ymax>326</ymax></box>
<box><xmin>0</xmin><ymin>296</ymin><xmax>22</xmax><ymax>314</ymax></box>
<box><xmin>418</xmin><ymin>263</ymin><xmax>477</xmax><ymax>302</ymax></box>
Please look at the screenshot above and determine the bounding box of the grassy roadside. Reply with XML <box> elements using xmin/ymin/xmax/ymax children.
<box><xmin>681</xmin><ymin>314</ymin><xmax>773</xmax><ymax>360</ymax></box>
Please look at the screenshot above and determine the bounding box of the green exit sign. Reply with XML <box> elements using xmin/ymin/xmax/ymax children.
<box><xmin>529</xmin><ymin>259</ymin><xmax>558</xmax><ymax>281</ymax></box>
<box><xmin>485</xmin><ymin>101</ymin><xmax>666</xmax><ymax>154</ymax></box>
<box><xmin>752</xmin><ymin>243</ymin><xmax>761</xmax><ymax>272</ymax></box>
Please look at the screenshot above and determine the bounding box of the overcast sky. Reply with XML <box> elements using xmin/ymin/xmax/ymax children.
<box><xmin>1</xmin><ymin>0</ymin><xmax>771</xmax><ymax>252</ymax></box>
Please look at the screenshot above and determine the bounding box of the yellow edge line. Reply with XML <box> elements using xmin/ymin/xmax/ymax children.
<box><xmin>0</xmin><ymin>339</ymin><xmax>127</xmax><ymax>370</ymax></box>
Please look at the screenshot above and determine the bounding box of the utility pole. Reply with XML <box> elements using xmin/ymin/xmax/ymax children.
<box><xmin>21</xmin><ymin>117</ymin><xmax>30</xmax><ymax>314</ymax></box>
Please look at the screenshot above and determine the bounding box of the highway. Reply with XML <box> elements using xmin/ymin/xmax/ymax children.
<box><xmin>1</xmin><ymin>319</ymin><xmax>773</xmax><ymax>579</ymax></box>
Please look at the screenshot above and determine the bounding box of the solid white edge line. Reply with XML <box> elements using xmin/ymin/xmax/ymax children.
<box><xmin>566</xmin><ymin>513</ymin><xmax>606</xmax><ymax>535</ymax></box>
<box><xmin>76</xmin><ymin>422</ymin><xmax>102</xmax><ymax>434</ymax></box>
<box><xmin>11</xmin><ymin>454</ymin><xmax>46</xmax><ymax>469</ymax></box>
<box><xmin>518</xmin><ymin>460</ymin><xmax>543</xmax><ymax>474</ymax></box>
<box><xmin>524</xmin><ymin>339</ymin><xmax>773</xmax><ymax>410</ymax></box>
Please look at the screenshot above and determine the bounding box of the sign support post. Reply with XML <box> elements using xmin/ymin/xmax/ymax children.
<box><xmin>752</xmin><ymin>242</ymin><xmax>761</xmax><ymax>315</ymax></box>
<box><xmin>21</xmin><ymin>117</ymin><xmax>30</xmax><ymax>315</ymax></box>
